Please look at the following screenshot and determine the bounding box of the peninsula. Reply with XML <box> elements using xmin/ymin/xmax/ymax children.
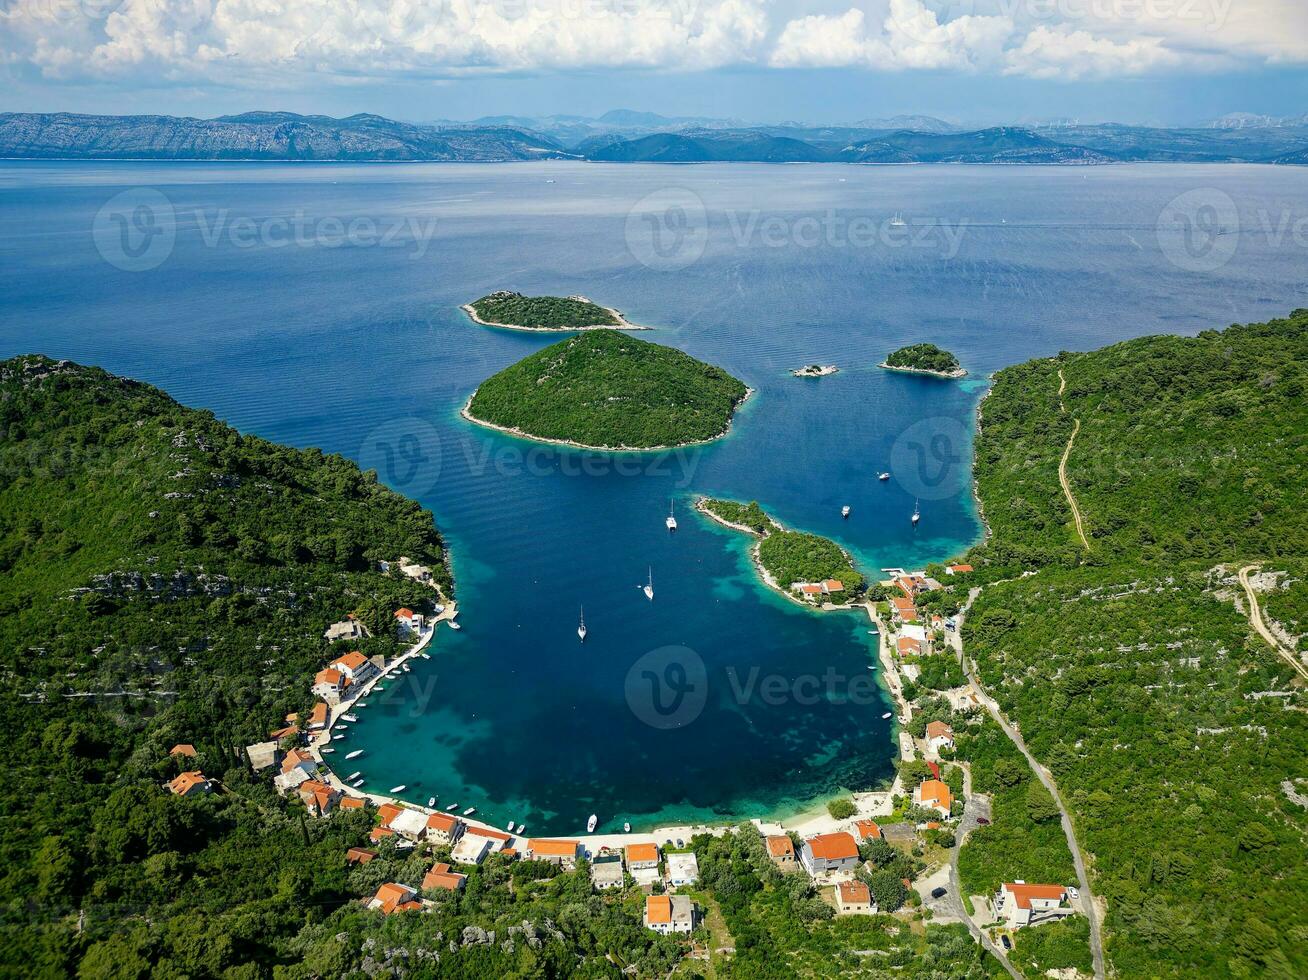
<box><xmin>880</xmin><ymin>343</ymin><xmax>966</xmax><ymax>379</ymax></box>
<box><xmin>696</xmin><ymin>497</ymin><xmax>865</xmax><ymax>605</ymax></box>
<box><xmin>462</xmin><ymin>291</ymin><xmax>647</xmax><ymax>331</ymax></box>
<box><xmin>464</xmin><ymin>330</ymin><xmax>750</xmax><ymax>450</ymax></box>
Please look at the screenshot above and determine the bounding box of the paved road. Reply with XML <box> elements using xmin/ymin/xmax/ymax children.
<box><xmin>951</xmin><ymin>590</ymin><xmax>1107</xmax><ymax>980</ymax></box>
<box><xmin>1239</xmin><ymin>564</ymin><xmax>1308</xmax><ymax>681</ymax></box>
<box><xmin>1057</xmin><ymin>368</ymin><xmax>1090</xmax><ymax>551</ymax></box>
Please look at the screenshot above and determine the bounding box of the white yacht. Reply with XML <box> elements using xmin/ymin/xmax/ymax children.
<box><xmin>347</xmin><ymin>771</ymin><xmax>362</xmax><ymax>782</ymax></box>
<box><xmin>332</xmin><ymin>734</ymin><xmax>345</xmax><ymax>740</ymax></box>
<box><xmin>878</xmin><ymin>472</ymin><xmax>890</xmax><ymax>481</ymax></box>
<box><xmin>390</xmin><ymin>784</ymin><xmax>406</xmax><ymax>793</ymax></box>
<box><xmin>421</xmin><ymin>652</ymin><xmax>431</xmax><ymax>660</ymax></box>
<box><xmin>623</xmin><ymin>822</ymin><xmax>631</xmax><ymax>833</ymax></box>
<box><xmin>666</xmin><ymin>498</ymin><xmax>677</xmax><ymax>531</ymax></box>
<box><xmin>345</xmin><ymin>749</ymin><xmax>364</xmax><ymax>760</ymax></box>
<box><xmin>578</xmin><ymin>606</ymin><xmax>587</xmax><ymax>641</ymax></box>
<box><xmin>841</xmin><ymin>505</ymin><xmax>851</xmax><ymax>518</ymax></box>
<box><xmin>449</xmin><ymin>621</ymin><xmax>462</xmax><ymax>630</ymax></box>
<box><xmin>446</xmin><ymin>803</ymin><xmax>459</xmax><ymax>812</ymax></box>
<box><xmin>463</xmin><ymin>807</ymin><xmax>476</xmax><ymax>816</ymax></box>
<box><xmin>321</xmin><ymin>747</ymin><xmax>335</xmax><ymax>754</ymax></box>
<box><xmin>352</xmin><ymin>778</ymin><xmax>365</xmax><ymax>787</ymax></box>
<box><xmin>587</xmin><ymin>814</ymin><xmax>598</xmax><ymax>833</ymax></box>
<box><xmin>642</xmin><ymin>567</ymin><xmax>654</xmax><ymax>601</ymax></box>
<box><xmin>342</xmin><ymin>713</ymin><xmax>358</xmax><ymax>722</ymax></box>
<box><xmin>428</xmin><ymin>796</ymin><xmax>437</xmax><ymax>808</ymax></box>
<box><xmin>882</xmin><ymin>712</ymin><xmax>893</xmax><ymax>719</ymax></box>
<box><xmin>912</xmin><ymin>500</ymin><xmax>921</xmax><ymax>526</ymax></box>
<box><xmin>506</xmin><ymin>821</ymin><xmax>516</xmax><ymax>832</ymax></box>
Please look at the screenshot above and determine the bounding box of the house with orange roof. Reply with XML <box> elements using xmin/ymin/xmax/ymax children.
<box><xmin>792</xmin><ymin>580</ymin><xmax>846</xmax><ymax>602</ymax></box>
<box><xmin>312</xmin><ymin>667</ymin><xmax>350</xmax><ymax>705</ymax></box>
<box><xmin>643</xmin><ymin>895</ymin><xmax>697</xmax><ymax>934</ymax></box>
<box><xmin>346</xmin><ymin>847</ymin><xmax>378</xmax><ymax>864</ymax></box>
<box><xmin>376</xmin><ymin>802</ymin><xmax>405</xmax><ymax>827</ymax></box>
<box><xmin>369</xmin><ymin>826</ymin><xmax>395</xmax><ymax>844</ymax></box>
<box><xmin>314</xmin><ymin>651</ymin><xmax>380</xmax><ymax>705</ymax></box>
<box><xmin>945</xmin><ymin>564</ymin><xmax>973</xmax><ymax>576</ymax></box>
<box><xmin>296</xmin><ymin>779</ymin><xmax>342</xmax><ymax>816</ymax></box>
<box><xmin>274</xmin><ymin>748</ymin><xmax>319</xmax><ymax>794</ymax></box>
<box><xmin>425</xmin><ymin>811</ymin><xmax>463</xmax><ymax>845</ymax></box>
<box><xmin>896</xmin><ymin>636</ymin><xmax>923</xmax><ymax>657</ymax></box>
<box><xmin>853</xmin><ymin>820</ymin><xmax>882</xmax><ymax>842</ymax></box>
<box><xmin>169</xmin><ymin>743</ymin><xmax>196</xmax><ymax>758</ymax></box>
<box><xmin>625</xmin><ymin>842</ymin><xmax>661</xmax><ymax>885</ymax></box>
<box><xmin>799</xmin><ymin>832</ymin><xmax>860</xmax><ymax>878</ymax></box>
<box><xmin>339</xmin><ymin>797</ymin><xmax>364</xmax><ymax>811</ymax></box>
<box><xmin>994</xmin><ymin>881</ymin><xmax>1075</xmax><ymax>929</ymax></box>
<box><xmin>913</xmin><ymin>779</ymin><xmax>954</xmax><ymax>818</ymax></box>
<box><xmin>268</xmin><ymin>722</ymin><xmax>299</xmax><ymax>740</ymax></box>
<box><xmin>307</xmin><ymin>702</ymin><xmax>329</xmax><ymax>732</ymax></box>
<box><xmin>526</xmin><ymin>838</ymin><xmax>581</xmax><ymax>869</ymax></box>
<box><xmin>836</xmin><ymin>880</ymin><xmax>877</xmax><ymax>915</ymax></box>
<box><xmin>765</xmin><ymin>835</ymin><xmax>797</xmax><ymax>870</ymax></box>
<box><xmin>394</xmin><ymin>607</ymin><xmax>425</xmax><ymax>634</ymax></box>
<box><xmin>422</xmin><ymin>862</ymin><xmax>467</xmax><ymax>893</ymax></box>
<box><xmin>367</xmin><ymin>882</ymin><xmax>424</xmax><ymax>914</ymax></box>
<box><xmin>925</xmin><ymin>721</ymin><xmax>955</xmax><ymax>754</ymax></box>
<box><xmin>167</xmin><ymin>771</ymin><xmax>210</xmax><ymax>798</ymax></box>
<box><xmin>891</xmin><ymin>596</ymin><xmax>919</xmax><ymax>622</ymax></box>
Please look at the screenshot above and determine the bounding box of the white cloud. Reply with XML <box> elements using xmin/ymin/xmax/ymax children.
<box><xmin>1003</xmin><ymin>25</ymin><xmax>1183</xmax><ymax>80</ymax></box>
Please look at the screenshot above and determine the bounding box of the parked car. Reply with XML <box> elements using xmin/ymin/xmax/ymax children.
<box><xmin>976</xmin><ymin>817</ymin><xmax>990</xmax><ymax>825</ymax></box>
<box><xmin>930</xmin><ymin>886</ymin><xmax>947</xmax><ymax>899</ymax></box>
<box><xmin>1001</xmin><ymin>934</ymin><xmax>1012</xmax><ymax>950</ymax></box>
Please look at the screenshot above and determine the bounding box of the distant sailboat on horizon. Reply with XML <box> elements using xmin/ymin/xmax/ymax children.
<box><xmin>642</xmin><ymin>567</ymin><xmax>654</xmax><ymax>601</ymax></box>
<box><xmin>890</xmin><ymin>212</ymin><xmax>906</xmax><ymax>227</ymax></box>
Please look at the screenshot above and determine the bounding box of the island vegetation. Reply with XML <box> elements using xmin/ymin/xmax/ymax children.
<box><xmin>951</xmin><ymin>310</ymin><xmax>1308</xmax><ymax>977</ymax></box>
<box><xmin>698</xmin><ymin>497</ymin><xmax>866</xmax><ymax>603</ymax></box>
<box><xmin>880</xmin><ymin>343</ymin><xmax>966</xmax><ymax>378</ymax></box>
<box><xmin>465</xmin><ymin>330</ymin><xmax>750</xmax><ymax>450</ymax></box>
<box><xmin>464</xmin><ymin>290</ymin><xmax>644</xmax><ymax>331</ymax></box>
<box><xmin>792</xmin><ymin>363</ymin><xmax>838</xmax><ymax>377</ymax></box>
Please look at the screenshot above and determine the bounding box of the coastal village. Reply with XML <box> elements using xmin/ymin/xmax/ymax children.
<box><xmin>159</xmin><ymin>546</ymin><xmax>1082</xmax><ymax>971</ymax></box>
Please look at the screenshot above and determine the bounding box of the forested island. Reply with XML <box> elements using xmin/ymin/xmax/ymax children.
<box><xmin>464</xmin><ymin>331</ymin><xmax>750</xmax><ymax>449</ymax></box>
<box><xmin>697</xmin><ymin>497</ymin><xmax>865</xmax><ymax>604</ymax></box>
<box><xmin>880</xmin><ymin>343</ymin><xmax>966</xmax><ymax>378</ymax></box>
<box><xmin>463</xmin><ymin>291</ymin><xmax>646</xmax><ymax>331</ymax></box>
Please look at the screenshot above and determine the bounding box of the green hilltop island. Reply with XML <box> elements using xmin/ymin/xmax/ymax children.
<box><xmin>462</xmin><ymin>290</ymin><xmax>648</xmax><ymax>331</ymax></box>
<box><xmin>880</xmin><ymin>343</ymin><xmax>967</xmax><ymax>379</ymax></box>
<box><xmin>463</xmin><ymin>330</ymin><xmax>750</xmax><ymax>450</ymax></box>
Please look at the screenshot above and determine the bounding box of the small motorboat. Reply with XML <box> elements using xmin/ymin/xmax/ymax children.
<box><xmin>449</xmin><ymin>621</ymin><xmax>462</xmax><ymax>630</ymax></box>
<box><xmin>352</xmin><ymin>778</ymin><xmax>365</xmax><ymax>787</ymax></box>
<box><xmin>332</xmin><ymin>734</ymin><xmax>345</xmax><ymax>740</ymax></box>
<box><xmin>336</xmin><ymin>724</ymin><xmax>349</xmax><ymax>731</ymax></box>
<box><xmin>428</xmin><ymin>796</ymin><xmax>437</xmax><ymax>807</ymax></box>
<box><xmin>401</xmin><ymin>663</ymin><xmax>411</xmax><ymax>673</ymax></box>
<box><xmin>881</xmin><ymin>712</ymin><xmax>893</xmax><ymax>719</ymax></box>
<box><xmin>842</xmin><ymin>505</ymin><xmax>851</xmax><ymax>518</ymax></box>
<box><xmin>878</xmin><ymin>472</ymin><xmax>890</xmax><ymax>481</ymax></box>
<box><xmin>506</xmin><ymin>821</ymin><xmax>516</xmax><ymax>832</ymax></box>
<box><xmin>390</xmin><ymin>785</ymin><xmax>406</xmax><ymax>793</ymax></box>
<box><xmin>463</xmin><ymin>807</ymin><xmax>476</xmax><ymax>816</ymax></box>
<box><xmin>356</xmin><ymin>702</ymin><xmax>368</xmax><ymax>709</ymax></box>
<box><xmin>346</xmin><ymin>749</ymin><xmax>364</xmax><ymax>760</ymax></box>
<box><xmin>321</xmin><ymin>747</ymin><xmax>335</xmax><ymax>754</ymax></box>
<box><xmin>374</xmin><ymin>685</ymin><xmax>385</xmax><ymax>691</ymax></box>
<box><xmin>587</xmin><ymin>814</ymin><xmax>598</xmax><ymax>833</ymax></box>
<box><xmin>446</xmin><ymin>803</ymin><xmax>459</xmax><ymax>812</ymax></box>
<box><xmin>516</xmin><ymin>825</ymin><xmax>526</xmax><ymax>835</ymax></box>
<box><xmin>342</xmin><ymin>713</ymin><xmax>358</xmax><ymax>722</ymax></box>
<box><xmin>347</xmin><ymin>771</ymin><xmax>362</xmax><ymax>782</ymax></box>
<box><xmin>421</xmin><ymin>653</ymin><xmax>431</xmax><ymax>660</ymax></box>
<box><xmin>623</xmin><ymin>822</ymin><xmax>631</xmax><ymax>833</ymax></box>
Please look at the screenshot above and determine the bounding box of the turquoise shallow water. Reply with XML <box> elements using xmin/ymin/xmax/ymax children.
<box><xmin>2</xmin><ymin>161</ymin><xmax>1305</xmax><ymax>834</ymax></box>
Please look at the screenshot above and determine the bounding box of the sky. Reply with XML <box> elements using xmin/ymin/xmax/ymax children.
<box><xmin>2</xmin><ymin>0</ymin><xmax>1307</xmax><ymax>126</ymax></box>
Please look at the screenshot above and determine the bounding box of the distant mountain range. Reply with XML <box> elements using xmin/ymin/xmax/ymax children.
<box><xmin>2</xmin><ymin>110</ymin><xmax>1306</xmax><ymax>164</ymax></box>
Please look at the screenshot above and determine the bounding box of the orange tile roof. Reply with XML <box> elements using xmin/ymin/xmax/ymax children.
<box><xmin>467</xmin><ymin>826</ymin><xmax>510</xmax><ymax>842</ymax></box>
<box><xmin>314</xmin><ymin>668</ymin><xmax>344</xmax><ymax>687</ymax></box>
<box><xmin>422</xmin><ymin>862</ymin><xmax>467</xmax><ymax>891</ymax></box>
<box><xmin>822</xmin><ymin>579</ymin><xmax>844</xmax><ymax>592</ymax></box>
<box><xmin>897</xmin><ymin>636</ymin><xmax>922</xmax><ymax>656</ymax></box>
<box><xmin>167</xmin><ymin>771</ymin><xmax>207</xmax><ymax>795</ymax></box>
<box><xmin>269</xmin><ymin>724</ymin><xmax>299</xmax><ymax>739</ymax></box>
<box><xmin>527</xmin><ymin>838</ymin><xmax>579</xmax><ymax>858</ymax></box>
<box><xmin>346</xmin><ymin>847</ymin><xmax>377</xmax><ymax>864</ymax></box>
<box><xmin>891</xmin><ymin>596</ymin><xmax>918</xmax><ymax>617</ymax></box>
<box><xmin>799</xmin><ymin>583</ymin><xmax>824</xmax><ymax>595</ymax></box>
<box><xmin>918</xmin><ymin>779</ymin><xmax>952</xmax><ymax>809</ymax></box>
<box><xmin>377</xmin><ymin>803</ymin><xmax>404</xmax><ymax>827</ymax></box>
<box><xmin>339</xmin><ymin>797</ymin><xmax>364</xmax><ymax>810</ymax></box>
<box><xmin>373</xmin><ymin>882</ymin><xmax>417</xmax><ymax>914</ymax></box>
<box><xmin>1004</xmin><ymin>882</ymin><xmax>1069</xmax><ymax>909</ymax></box>
<box><xmin>394</xmin><ymin>607</ymin><xmax>415</xmax><ymax>618</ymax></box>
<box><xmin>169</xmin><ymin>743</ymin><xmax>196</xmax><ymax>757</ymax></box>
<box><xmin>308</xmin><ymin>703</ymin><xmax>328</xmax><ymax>727</ymax></box>
<box><xmin>625</xmin><ymin>842</ymin><xmax>659</xmax><ymax>864</ymax></box>
<box><xmin>766</xmin><ymin>835</ymin><xmax>794</xmax><ymax>858</ymax></box>
<box><xmin>925</xmin><ymin>821</ymin><xmax>941</xmax><ymax>830</ymax></box>
<box><xmin>369</xmin><ymin>827</ymin><xmax>394</xmax><ymax>842</ymax></box>
<box><xmin>645</xmin><ymin>895</ymin><xmax>672</xmax><ymax>925</ymax></box>
<box><xmin>284</xmin><ymin>712</ymin><xmax>299</xmax><ymax>723</ymax></box>
<box><xmin>925</xmin><ymin>721</ymin><xmax>953</xmax><ymax>739</ymax></box>
<box><xmin>500</xmin><ymin>847</ymin><xmax>517</xmax><ymax>859</ymax></box>
<box><xmin>426</xmin><ymin>812</ymin><xmax>459</xmax><ymax>833</ymax></box>
<box><xmin>838</xmin><ymin>880</ymin><xmax>871</xmax><ymax>905</ymax></box>
<box><xmin>805</xmin><ymin>832</ymin><xmax>859</xmax><ymax>861</ymax></box>
<box><xmin>854</xmin><ymin>820</ymin><xmax>882</xmax><ymax>840</ymax></box>
<box><xmin>280</xmin><ymin>748</ymin><xmax>314</xmax><ymax>773</ymax></box>
<box><xmin>332</xmin><ymin>651</ymin><xmax>368</xmax><ymax>672</ymax></box>
<box><xmin>948</xmin><ymin>564</ymin><xmax>973</xmax><ymax>573</ymax></box>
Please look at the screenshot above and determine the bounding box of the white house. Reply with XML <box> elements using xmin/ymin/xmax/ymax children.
<box><xmin>836</xmin><ymin>880</ymin><xmax>878</xmax><ymax>915</ymax></box>
<box><xmin>590</xmin><ymin>857</ymin><xmax>624</xmax><ymax>891</ymax></box>
<box><xmin>925</xmin><ymin>721</ymin><xmax>956</xmax><ymax>755</ymax></box>
<box><xmin>324</xmin><ymin>617</ymin><xmax>366</xmax><ymax>642</ymax></box>
<box><xmin>665</xmin><ymin>852</ymin><xmax>699</xmax><ymax>888</ymax></box>
<box><xmin>394</xmin><ymin>607</ymin><xmax>425</xmax><ymax>635</ymax></box>
<box><xmin>425</xmin><ymin>812</ymin><xmax>463</xmax><ymax>845</ymax></box>
<box><xmin>994</xmin><ymin>882</ymin><xmax>1075</xmax><ymax>929</ymax></box>
<box><xmin>913</xmin><ymin>779</ymin><xmax>954</xmax><ymax>818</ymax></box>
<box><xmin>625</xmin><ymin>842</ymin><xmax>661</xmax><ymax>886</ymax></box>
<box><xmin>644</xmin><ymin>895</ymin><xmax>697</xmax><ymax>934</ymax></box>
<box><xmin>799</xmin><ymin>832</ymin><xmax>860</xmax><ymax>878</ymax></box>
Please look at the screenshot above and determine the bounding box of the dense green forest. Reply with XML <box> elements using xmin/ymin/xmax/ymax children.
<box><xmin>699</xmin><ymin>498</ymin><xmax>865</xmax><ymax>598</ymax></box>
<box><xmin>467</xmin><ymin>291</ymin><xmax>621</xmax><ymax>329</ymax></box>
<box><xmin>957</xmin><ymin>310</ymin><xmax>1308</xmax><ymax>978</ymax></box>
<box><xmin>882</xmin><ymin>344</ymin><xmax>963</xmax><ymax>376</ymax></box>
<box><xmin>467</xmin><ymin>331</ymin><xmax>749</xmax><ymax>449</ymax></box>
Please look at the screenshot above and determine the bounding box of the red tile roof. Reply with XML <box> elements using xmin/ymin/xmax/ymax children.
<box><xmin>394</xmin><ymin>608</ymin><xmax>415</xmax><ymax>619</ymax></box>
<box><xmin>645</xmin><ymin>895</ymin><xmax>672</xmax><ymax>924</ymax></box>
<box><xmin>346</xmin><ymin>847</ymin><xmax>377</xmax><ymax>864</ymax></box>
<box><xmin>805</xmin><ymin>832</ymin><xmax>859</xmax><ymax>861</ymax></box>
<box><xmin>426</xmin><ymin>812</ymin><xmax>459</xmax><ymax>834</ymax></box>
<box><xmin>527</xmin><ymin>838</ymin><xmax>579</xmax><ymax>859</ymax></box>
<box><xmin>369</xmin><ymin>827</ymin><xmax>394</xmax><ymax>842</ymax></box>
<box><xmin>169</xmin><ymin>743</ymin><xmax>196</xmax><ymax>757</ymax></box>
<box><xmin>925</xmin><ymin>721</ymin><xmax>953</xmax><ymax>739</ymax></box>
<box><xmin>314</xmin><ymin>668</ymin><xmax>344</xmax><ymax>687</ymax></box>
<box><xmin>339</xmin><ymin>797</ymin><xmax>364</xmax><ymax>810</ymax></box>
<box><xmin>766</xmin><ymin>835</ymin><xmax>795</xmax><ymax>858</ymax></box>
<box><xmin>269</xmin><ymin>724</ymin><xmax>299</xmax><ymax>739</ymax></box>
<box><xmin>918</xmin><ymin>779</ymin><xmax>952</xmax><ymax>810</ymax></box>
<box><xmin>167</xmin><ymin>771</ymin><xmax>207</xmax><ymax>795</ymax></box>
<box><xmin>822</xmin><ymin>579</ymin><xmax>844</xmax><ymax>592</ymax></box>
<box><xmin>896</xmin><ymin>636</ymin><xmax>922</xmax><ymax>656</ymax></box>
<box><xmin>1003</xmin><ymin>882</ymin><xmax>1069</xmax><ymax>909</ymax></box>
<box><xmin>376</xmin><ymin>803</ymin><xmax>404</xmax><ymax>827</ymax></box>
<box><xmin>308</xmin><ymin>703</ymin><xmax>329</xmax><ymax>728</ymax></box>
<box><xmin>422</xmin><ymin>862</ymin><xmax>467</xmax><ymax>891</ymax></box>
<box><xmin>837</xmin><ymin>880</ymin><xmax>872</xmax><ymax>905</ymax></box>
<box><xmin>854</xmin><ymin>820</ymin><xmax>882</xmax><ymax>840</ymax></box>
<box><xmin>625</xmin><ymin>842</ymin><xmax>659</xmax><ymax>864</ymax></box>
<box><xmin>948</xmin><ymin>564</ymin><xmax>973</xmax><ymax>573</ymax></box>
<box><xmin>372</xmin><ymin>882</ymin><xmax>417</xmax><ymax>914</ymax></box>
<box><xmin>331</xmin><ymin>651</ymin><xmax>368</xmax><ymax>672</ymax></box>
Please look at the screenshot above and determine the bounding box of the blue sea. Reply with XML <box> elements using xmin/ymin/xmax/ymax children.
<box><xmin>2</xmin><ymin>161</ymin><xmax>1305</xmax><ymax>834</ymax></box>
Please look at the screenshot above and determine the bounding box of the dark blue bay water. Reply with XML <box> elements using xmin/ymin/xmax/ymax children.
<box><xmin>2</xmin><ymin>161</ymin><xmax>1305</xmax><ymax>834</ymax></box>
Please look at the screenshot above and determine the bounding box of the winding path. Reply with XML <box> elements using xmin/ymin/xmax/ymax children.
<box><xmin>1057</xmin><ymin>368</ymin><xmax>1090</xmax><ymax>551</ymax></box>
<box><xmin>952</xmin><ymin>588</ymin><xmax>1107</xmax><ymax>980</ymax></box>
<box><xmin>1238</xmin><ymin>564</ymin><xmax>1308</xmax><ymax>681</ymax></box>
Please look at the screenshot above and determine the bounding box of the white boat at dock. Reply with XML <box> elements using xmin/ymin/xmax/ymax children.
<box><xmin>345</xmin><ymin>749</ymin><xmax>364</xmax><ymax>760</ymax></box>
<box><xmin>321</xmin><ymin>747</ymin><xmax>335</xmax><ymax>754</ymax></box>
<box><xmin>390</xmin><ymin>784</ymin><xmax>406</xmax><ymax>793</ymax></box>
<box><xmin>342</xmin><ymin>714</ymin><xmax>358</xmax><ymax>722</ymax></box>
<box><xmin>463</xmin><ymin>807</ymin><xmax>476</xmax><ymax>816</ymax></box>
<box><xmin>421</xmin><ymin>653</ymin><xmax>431</xmax><ymax>660</ymax></box>
<box><xmin>506</xmin><ymin>821</ymin><xmax>515</xmax><ymax>832</ymax></box>
<box><xmin>352</xmin><ymin>778</ymin><xmax>365</xmax><ymax>787</ymax></box>
<box><xmin>449</xmin><ymin>621</ymin><xmax>462</xmax><ymax>630</ymax></box>
<box><xmin>623</xmin><ymin>822</ymin><xmax>631</xmax><ymax>833</ymax></box>
<box><xmin>401</xmin><ymin>663</ymin><xmax>411</xmax><ymax>672</ymax></box>
<box><xmin>332</xmin><ymin>734</ymin><xmax>344</xmax><ymax>740</ymax></box>
<box><xmin>347</xmin><ymin>771</ymin><xmax>362</xmax><ymax>781</ymax></box>
<box><xmin>428</xmin><ymin>796</ymin><xmax>436</xmax><ymax>807</ymax></box>
<box><xmin>516</xmin><ymin>825</ymin><xmax>526</xmax><ymax>835</ymax></box>
<box><xmin>446</xmin><ymin>803</ymin><xmax>459</xmax><ymax>811</ymax></box>
<box><xmin>587</xmin><ymin>814</ymin><xmax>598</xmax><ymax>832</ymax></box>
